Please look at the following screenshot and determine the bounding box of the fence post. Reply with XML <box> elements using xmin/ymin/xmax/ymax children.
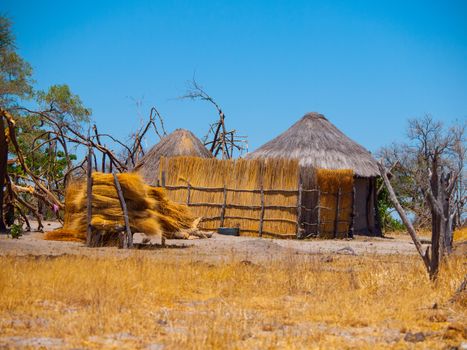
<box><xmin>316</xmin><ymin>190</ymin><xmax>321</xmax><ymax>237</ymax></box>
<box><xmin>334</xmin><ymin>187</ymin><xmax>341</xmax><ymax>238</ymax></box>
<box><xmin>113</xmin><ymin>173</ymin><xmax>132</xmax><ymax>249</ymax></box>
<box><xmin>220</xmin><ymin>185</ymin><xmax>227</xmax><ymax>227</ymax></box>
<box><xmin>86</xmin><ymin>146</ymin><xmax>93</xmax><ymax>247</ymax></box>
<box><xmin>161</xmin><ymin>157</ymin><xmax>166</xmax><ymax>188</ymax></box>
<box><xmin>296</xmin><ymin>176</ymin><xmax>302</xmax><ymax>238</ymax></box>
<box><xmin>186</xmin><ymin>182</ymin><xmax>191</xmax><ymax>205</ymax></box>
<box><xmin>259</xmin><ymin>183</ymin><xmax>265</xmax><ymax>237</ymax></box>
<box><xmin>349</xmin><ymin>186</ymin><xmax>356</xmax><ymax>238</ymax></box>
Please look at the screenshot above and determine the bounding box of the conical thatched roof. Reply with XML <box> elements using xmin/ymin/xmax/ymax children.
<box><xmin>246</xmin><ymin>112</ymin><xmax>379</xmax><ymax>177</ymax></box>
<box><xmin>135</xmin><ymin>129</ymin><xmax>213</xmax><ymax>185</ymax></box>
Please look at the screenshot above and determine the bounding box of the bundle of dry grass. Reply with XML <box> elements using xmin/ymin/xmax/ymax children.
<box><xmin>317</xmin><ymin>169</ymin><xmax>354</xmax><ymax>238</ymax></box>
<box><xmin>160</xmin><ymin>156</ymin><xmax>299</xmax><ymax>237</ymax></box>
<box><xmin>45</xmin><ymin>172</ymin><xmax>199</xmax><ymax>243</ymax></box>
<box><xmin>45</xmin><ymin>180</ymin><xmax>87</xmax><ymax>242</ymax></box>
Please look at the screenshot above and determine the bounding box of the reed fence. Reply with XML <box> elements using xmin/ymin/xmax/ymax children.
<box><xmin>158</xmin><ymin>157</ymin><xmax>355</xmax><ymax>238</ymax></box>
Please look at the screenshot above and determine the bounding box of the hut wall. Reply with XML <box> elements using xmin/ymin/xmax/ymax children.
<box><xmin>316</xmin><ymin>169</ymin><xmax>354</xmax><ymax>238</ymax></box>
<box><xmin>353</xmin><ymin>177</ymin><xmax>381</xmax><ymax>235</ymax></box>
<box><xmin>354</xmin><ymin>178</ymin><xmax>369</xmax><ymax>233</ymax></box>
<box><xmin>299</xmin><ymin>166</ymin><xmax>318</xmax><ymax>236</ymax></box>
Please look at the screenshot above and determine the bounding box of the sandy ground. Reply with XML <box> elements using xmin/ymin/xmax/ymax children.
<box><xmin>0</xmin><ymin>221</ymin><xmax>431</xmax><ymax>262</ymax></box>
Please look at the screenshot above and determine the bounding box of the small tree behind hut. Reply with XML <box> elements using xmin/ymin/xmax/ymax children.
<box><xmin>379</xmin><ymin>115</ymin><xmax>465</xmax><ymax>279</ymax></box>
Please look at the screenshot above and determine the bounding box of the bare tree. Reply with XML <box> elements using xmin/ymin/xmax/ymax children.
<box><xmin>379</xmin><ymin>115</ymin><xmax>465</xmax><ymax>279</ymax></box>
<box><xmin>181</xmin><ymin>78</ymin><xmax>248</xmax><ymax>159</ymax></box>
<box><xmin>1</xmin><ymin>103</ymin><xmax>168</xmax><ymax>231</ymax></box>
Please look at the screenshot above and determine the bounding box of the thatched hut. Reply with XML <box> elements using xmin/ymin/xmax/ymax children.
<box><xmin>246</xmin><ymin>112</ymin><xmax>381</xmax><ymax>236</ymax></box>
<box><xmin>135</xmin><ymin>129</ymin><xmax>213</xmax><ymax>186</ymax></box>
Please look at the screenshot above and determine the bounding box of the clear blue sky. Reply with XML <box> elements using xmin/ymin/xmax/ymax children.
<box><xmin>3</xmin><ymin>0</ymin><xmax>467</xmax><ymax>154</ymax></box>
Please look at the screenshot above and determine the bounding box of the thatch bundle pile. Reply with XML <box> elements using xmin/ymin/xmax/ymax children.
<box><xmin>317</xmin><ymin>169</ymin><xmax>354</xmax><ymax>238</ymax></box>
<box><xmin>160</xmin><ymin>156</ymin><xmax>299</xmax><ymax>237</ymax></box>
<box><xmin>46</xmin><ymin>172</ymin><xmax>203</xmax><ymax>243</ymax></box>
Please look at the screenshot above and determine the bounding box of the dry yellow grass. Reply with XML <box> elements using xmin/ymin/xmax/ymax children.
<box><xmin>454</xmin><ymin>226</ymin><xmax>467</xmax><ymax>242</ymax></box>
<box><xmin>387</xmin><ymin>227</ymin><xmax>467</xmax><ymax>242</ymax></box>
<box><xmin>0</xmin><ymin>253</ymin><xmax>465</xmax><ymax>349</ymax></box>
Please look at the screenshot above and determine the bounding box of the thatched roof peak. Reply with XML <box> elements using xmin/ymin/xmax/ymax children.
<box><xmin>302</xmin><ymin>112</ymin><xmax>327</xmax><ymax>121</ymax></box>
<box><xmin>135</xmin><ymin>128</ymin><xmax>213</xmax><ymax>185</ymax></box>
<box><xmin>246</xmin><ymin>113</ymin><xmax>379</xmax><ymax>177</ymax></box>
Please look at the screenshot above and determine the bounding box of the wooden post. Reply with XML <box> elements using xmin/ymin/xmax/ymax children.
<box><xmin>186</xmin><ymin>182</ymin><xmax>191</xmax><ymax>205</ymax></box>
<box><xmin>113</xmin><ymin>173</ymin><xmax>133</xmax><ymax>248</ymax></box>
<box><xmin>161</xmin><ymin>170</ymin><xmax>166</xmax><ymax>188</ymax></box>
<box><xmin>220</xmin><ymin>185</ymin><xmax>227</xmax><ymax>227</ymax></box>
<box><xmin>296</xmin><ymin>176</ymin><xmax>303</xmax><ymax>238</ymax></box>
<box><xmin>258</xmin><ymin>161</ymin><xmax>265</xmax><ymax>237</ymax></box>
<box><xmin>160</xmin><ymin>156</ymin><xmax>166</xmax><ymax>188</ymax></box>
<box><xmin>317</xmin><ymin>190</ymin><xmax>321</xmax><ymax>237</ymax></box>
<box><xmin>377</xmin><ymin>161</ymin><xmax>430</xmax><ymax>271</ymax></box>
<box><xmin>86</xmin><ymin>146</ymin><xmax>93</xmax><ymax>247</ymax></box>
<box><xmin>349</xmin><ymin>186</ymin><xmax>356</xmax><ymax>238</ymax></box>
<box><xmin>93</xmin><ymin>152</ymin><xmax>98</xmax><ymax>172</ymax></box>
<box><xmin>334</xmin><ymin>187</ymin><xmax>341</xmax><ymax>238</ymax></box>
<box><xmin>259</xmin><ymin>183</ymin><xmax>265</xmax><ymax>237</ymax></box>
<box><xmin>102</xmin><ymin>153</ymin><xmax>106</xmax><ymax>173</ymax></box>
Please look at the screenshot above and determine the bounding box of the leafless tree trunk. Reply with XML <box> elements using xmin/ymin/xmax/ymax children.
<box><xmin>0</xmin><ymin>117</ymin><xmax>7</xmax><ymax>232</ymax></box>
<box><xmin>378</xmin><ymin>115</ymin><xmax>465</xmax><ymax>279</ymax></box>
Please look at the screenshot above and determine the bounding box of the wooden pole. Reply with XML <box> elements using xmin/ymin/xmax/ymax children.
<box><xmin>377</xmin><ymin>161</ymin><xmax>430</xmax><ymax>271</ymax></box>
<box><xmin>317</xmin><ymin>190</ymin><xmax>321</xmax><ymax>237</ymax></box>
<box><xmin>161</xmin><ymin>170</ymin><xmax>166</xmax><ymax>188</ymax></box>
<box><xmin>113</xmin><ymin>173</ymin><xmax>132</xmax><ymax>248</ymax></box>
<box><xmin>86</xmin><ymin>146</ymin><xmax>93</xmax><ymax>246</ymax></box>
<box><xmin>259</xmin><ymin>183</ymin><xmax>265</xmax><ymax>237</ymax></box>
<box><xmin>220</xmin><ymin>185</ymin><xmax>227</xmax><ymax>227</ymax></box>
<box><xmin>349</xmin><ymin>186</ymin><xmax>356</xmax><ymax>238</ymax></box>
<box><xmin>296</xmin><ymin>176</ymin><xmax>303</xmax><ymax>238</ymax></box>
<box><xmin>258</xmin><ymin>161</ymin><xmax>265</xmax><ymax>237</ymax></box>
<box><xmin>334</xmin><ymin>187</ymin><xmax>341</xmax><ymax>238</ymax></box>
<box><xmin>93</xmin><ymin>152</ymin><xmax>98</xmax><ymax>172</ymax></box>
<box><xmin>186</xmin><ymin>182</ymin><xmax>191</xmax><ymax>205</ymax></box>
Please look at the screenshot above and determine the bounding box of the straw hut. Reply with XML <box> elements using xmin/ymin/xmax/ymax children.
<box><xmin>246</xmin><ymin>112</ymin><xmax>381</xmax><ymax>236</ymax></box>
<box><xmin>135</xmin><ymin>129</ymin><xmax>213</xmax><ymax>186</ymax></box>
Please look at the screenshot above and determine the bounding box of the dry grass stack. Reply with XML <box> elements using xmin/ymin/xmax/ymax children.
<box><xmin>46</xmin><ymin>172</ymin><xmax>197</xmax><ymax>243</ymax></box>
<box><xmin>160</xmin><ymin>156</ymin><xmax>299</xmax><ymax>237</ymax></box>
<box><xmin>46</xmin><ymin>180</ymin><xmax>87</xmax><ymax>242</ymax></box>
<box><xmin>317</xmin><ymin>169</ymin><xmax>354</xmax><ymax>238</ymax></box>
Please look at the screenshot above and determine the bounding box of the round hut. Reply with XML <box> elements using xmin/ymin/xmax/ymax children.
<box><xmin>135</xmin><ymin>129</ymin><xmax>213</xmax><ymax>186</ymax></box>
<box><xmin>246</xmin><ymin>112</ymin><xmax>381</xmax><ymax>236</ymax></box>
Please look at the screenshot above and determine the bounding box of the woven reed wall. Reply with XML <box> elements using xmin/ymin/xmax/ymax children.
<box><xmin>160</xmin><ymin>156</ymin><xmax>300</xmax><ymax>237</ymax></box>
<box><xmin>316</xmin><ymin>169</ymin><xmax>354</xmax><ymax>238</ymax></box>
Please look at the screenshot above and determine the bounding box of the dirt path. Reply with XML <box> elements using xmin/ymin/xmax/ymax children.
<box><xmin>0</xmin><ymin>221</ymin><xmax>425</xmax><ymax>262</ymax></box>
